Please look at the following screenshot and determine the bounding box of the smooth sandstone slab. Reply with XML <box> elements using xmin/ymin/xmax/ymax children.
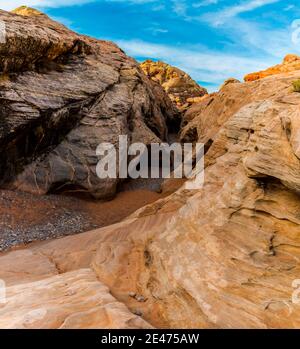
<box><xmin>0</xmin><ymin>269</ymin><xmax>153</xmax><ymax>329</ymax></box>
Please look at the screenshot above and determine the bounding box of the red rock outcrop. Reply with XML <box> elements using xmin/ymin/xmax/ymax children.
<box><xmin>244</xmin><ymin>54</ymin><xmax>300</xmax><ymax>81</ymax></box>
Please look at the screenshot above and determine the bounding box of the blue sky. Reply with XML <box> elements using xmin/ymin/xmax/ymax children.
<box><xmin>1</xmin><ymin>0</ymin><xmax>300</xmax><ymax>91</ymax></box>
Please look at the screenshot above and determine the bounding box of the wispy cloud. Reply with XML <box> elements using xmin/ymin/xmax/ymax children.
<box><xmin>192</xmin><ymin>0</ymin><xmax>219</xmax><ymax>8</ymax></box>
<box><xmin>171</xmin><ymin>0</ymin><xmax>188</xmax><ymax>17</ymax></box>
<box><xmin>198</xmin><ymin>0</ymin><xmax>297</xmax><ymax>60</ymax></box>
<box><xmin>203</xmin><ymin>0</ymin><xmax>282</xmax><ymax>26</ymax></box>
<box><xmin>115</xmin><ymin>38</ymin><xmax>274</xmax><ymax>90</ymax></box>
<box><xmin>221</xmin><ymin>0</ymin><xmax>280</xmax><ymax>17</ymax></box>
<box><xmin>284</xmin><ymin>4</ymin><xmax>295</xmax><ymax>11</ymax></box>
<box><xmin>145</xmin><ymin>23</ymin><xmax>169</xmax><ymax>35</ymax></box>
<box><xmin>221</xmin><ymin>17</ymin><xmax>298</xmax><ymax>58</ymax></box>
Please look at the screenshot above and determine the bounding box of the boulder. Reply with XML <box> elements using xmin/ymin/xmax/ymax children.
<box><xmin>0</xmin><ymin>9</ymin><xmax>177</xmax><ymax>199</ymax></box>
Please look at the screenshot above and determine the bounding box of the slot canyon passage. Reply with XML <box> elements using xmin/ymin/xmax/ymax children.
<box><xmin>0</xmin><ymin>7</ymin><xmax>300</xmax><ymax>329</ymax></box>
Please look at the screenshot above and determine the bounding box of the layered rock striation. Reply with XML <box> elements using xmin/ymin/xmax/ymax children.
<box><xmin>1</xmin><ymin>57</ymin><xmax>300</xmax><ymax>328</ymax></box>
<box><xmin>0</xmin><ymin>9</ymin><xmax>177</xmax><ymax>199</ymax></box>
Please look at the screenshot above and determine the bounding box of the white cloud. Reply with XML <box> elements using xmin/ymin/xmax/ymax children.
<box><xmin>227</xmin><ymin>17</ymin><xmax>298</xmax><ymax>58</ymax></box>
<box><xmin>198</xmin><ymin>0</ymin><xmax>296</xmax><ymax>61</ymax></box>
<box><xmin>171</xmin><ymin>0</ymin><xmax>188</xmax><ymax>17</ymax></box>
<box><xmin>284</xmin><ymin>4</ymin><xmax>295</xmax><ymax>11</ymax></box>
<box><xmin>192</xmin><ymin>0</ymin><xmax>218</xmax><ymax>8</ymax></box>
<box><xmin>203</xmin><ymin>0</ymin><xmax>281</xmax><ymax>26</ymax></box>
<box><xmin>223</xmin><ymin>0</ymin><xmax>280</xmax><ymax>16</ymax></box>
<box><xmin>152</xmin><ymin>3</ymin><xmax>166</xmax><ymax>11</ymax></box>
<box><xmin>146</xmin><ymin>26</ymin><xmax>169</xmax><ymax>35</ymax></box>
<box><xmin>115</xmin><ymin>39</ymin><xmax>275</xmax><ymax>91</ymax></box>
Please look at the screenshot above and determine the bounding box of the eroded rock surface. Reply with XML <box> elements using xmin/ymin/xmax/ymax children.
<box><xmin>1</xmin><ymin>66</ymin><xmax>300</xmax><ymax>329</ymax></box>
<box><xmin>245</xmin><ymin>54</ymin><xmax>300</xmax><ymax>82</ymax></box>
<box><xmin>1</xmin><ymin>11</ymin><xmax>300</xmax><ymax>329</ymax></box>
<box><xmin>180</xmin><ymin>70</ymin><xmax>300</xmax><ymax>149</ymax></box>
<box><xmin>140</xmin><ymin>60</ymin><xmax>208</xmax><ymax>111</ymax></box>
<box><xmin>0</xmin><ymin>269</ymin><xmax>153</xmax><ymax>329</ymax></box>
<box><xmin>0</xmin><ymin>9</ymin><xmax>177</xmax><ymax>199</ymax></box>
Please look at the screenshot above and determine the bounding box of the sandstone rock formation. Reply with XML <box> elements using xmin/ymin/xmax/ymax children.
<box><xmin>11</xmin><ymin>6</ymin><xmax>45</xmax><ymax>17</ymax></box>
<box><xmin>1</xmin><ymin>7</ymin><xmax>300</xmax><ymax>330</ymax></box>
<box><xmin>0</xmin><ymin>9</ymin><xmax>177</xmax><ymax>199</ymax></box>
<box><xmin>244</xmin><ymin>54</ymin><xmax>300</xmax><ymax>81</ymax></box>
<box><xmin>1</xmin><ymin>61</ymin><xmax>300</xmax><ymax>328</ymax></box>
<box><xmin>220</xmin><ymin>77</ymin><xmax>241</xmax><ymax>90</ymax></box>
<box><xmin>140</xmin><ymin>60</ymin><xmax>208</xmax><ymax>111</ymax></box>
<box><xmin>0</xmin><ymin>269</ymin><xmax>153</xmax><ymax>329</ymax></box>
<box><xmin>180</xmin><ymin>68</ymin><xmax>300</xmax><ymax>149</ymax></box>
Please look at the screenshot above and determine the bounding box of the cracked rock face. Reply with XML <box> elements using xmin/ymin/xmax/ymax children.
<box><xmin>0</xmin><ymin>9</ymin><xmax>177</xmax><ymax>199</ymax></box>
<box><xmin>1</xmin><ymin>65</ymin><xmax>300</xmax><ymax>328</ymax></box>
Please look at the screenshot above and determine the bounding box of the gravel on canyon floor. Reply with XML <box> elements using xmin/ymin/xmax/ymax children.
<box><xmin>0</xmin><ymin>188</ymin><xmax>164</xmax><ymax>252</ymax></box>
